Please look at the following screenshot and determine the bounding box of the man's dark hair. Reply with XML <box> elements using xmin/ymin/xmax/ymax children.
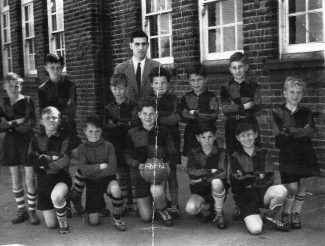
<box><xmin>45</xmin><ymin>53</ymin><xmax>64</xmax><ymax>66</ymax></box>
<box><xmin>229</xmin><ymin>52</ymin><xmax>249</xmax><ymax>65</ymax></box>
<box><xmin>137</xmin><ymin>100</ymin><xmax>156</xmax><ymax>113</ymax></box>
<box><xmin>186</xmin><ymin>65</ymin><xmax>207</xmax><ymax>79</ymax></box>
<box><xmin>149</xmin><ymin>67</ymin><xmax>171</xmax><ymax>83</ymax></box>
<box><xmin>110</xmin><ymin>74</ymin><xmax>128</xmax><ymax>87</ymax></box>
<box><xmin>83</xmin><ymin>116</ymin><xmax>103</xmax><ymax>129</ymax></box>
<box><xmin>130</xmin><ymin>30</ymin><xmax>148</xmax><ymax>43</ymax></box>
<box><xmin>235</xmin><ymin>119</ymin><xmax>258</xmax><ymax>135</ymax></box>
<box><xmin>195</xmin><ymin>121</ymin><xmax>216</xmax><ymax>136</ymax></box>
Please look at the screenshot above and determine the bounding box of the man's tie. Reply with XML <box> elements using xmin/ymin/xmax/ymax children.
<box><xmin>136</xmin><ymin>62</ymin><xmax>141</xmax><ymax>90</ymax></box>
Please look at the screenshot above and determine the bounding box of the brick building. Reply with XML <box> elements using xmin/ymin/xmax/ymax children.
<box><xmin>0</xmin><ymin>0</ymin><xmax>324</xmax><ymax>176</ymax></box>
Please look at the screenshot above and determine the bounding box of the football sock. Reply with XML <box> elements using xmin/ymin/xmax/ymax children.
<box><xmin>112</xmin><ymin>196</ymin><xmax>124</xmax><ymax>219</ymax></box>
<box><xmin>73</xmin><ymin>169</ymin><xmax>86</xmax><ymax>195</ymax></box>
<box><xmin>55</xmin><ymin>202</ymin><xmax>67</xmax><ymax>219</ymax></box>
<box><xmin>282</xmin><ymin>196</ymin><xmax>295</xmax><ymax>215</ymax></box>
<box><xmin>212</xmin><ymin>190</ymin><xmax>225</xmax><ymax>213</ymax></box>
<box><xmin>27</xmin><ymin>191</ymin><xmax>37</xmax><ymax>211</ymax></box>
<box><xmin>13</xmin><ymin>188</ymin><xmax>25</xmax><ymax>209</ymax></box>
<box><xmin>292</xmin><ymin>194</ymin><xmax>305</xmax><ymax>214</ymax></box>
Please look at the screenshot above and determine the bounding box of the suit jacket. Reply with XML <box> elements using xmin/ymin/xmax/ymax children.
<box><xmin>114</xmin><ymin>58</ymin><xmax>160</xmax><ymax>102</ymax></box>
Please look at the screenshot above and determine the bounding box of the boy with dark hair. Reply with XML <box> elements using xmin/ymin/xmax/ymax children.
<box><xmin>0</xmin><ymin>72</ymin><xmax>39</xmax><ymax>225</ymax></box>
<box><xmin>272</xmin><ymin>77</ymin><xmax>320</xmax><ymax>229</ymax></box>
<box><xmin>185</xmin><ymin>121</ymin><xmax>228</xmax><ymax>229</ymax></box>
<box><xmin>230</xmin><ymin>120</ymin><xmax>289</xmax><ymax>234</ymax></box>
<box><xmin>220</xmin><ymin>52</ymin><xmax>262</xmax><ymax>220</ymax></box>
<box><xmin>28</xmin><ymin>107</ymin><xmax>72</xmax><ymax>234</ymax></box>
<box><xmin>147</xmin><ymin>66</ymin><xmax>181</xmax><ymax>218</ymax></box>
<box><xmin>77</xmin><ymin>116</ymin><xmax>126</xmax><ymax>230</ymax></box>
<box><xmin>180</xmin><ymin>65</ymin><xmax>219</xmax><ymax>160</ymax></box>
<box><xmin>124</xmin><ymin>100</ymin><xmax>177</xmax><ymax>226</ymax></box>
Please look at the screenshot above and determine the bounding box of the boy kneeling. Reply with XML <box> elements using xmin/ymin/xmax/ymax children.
<box><xmin>185</xmin><ymin>122</ymin><xmax>228</xmax><ymax>229</ymax></box>
<box><xmin>230</xmin><ymin>120</ymin><xmax>289</xmax><ymax>234</ymax></box>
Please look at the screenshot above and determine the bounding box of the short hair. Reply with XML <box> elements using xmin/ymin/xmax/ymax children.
<box><xmin>149</xmin><ymin>67</ymin><xmax>171</xmax><ymax>83</ymax></box>
<box><xmin>130</xmin><ymin>30</ymin><xmax>148</xmax><ymax>43</ymax></box>
<box><xmin>229</xmin><ymin>52</ymin><xmax>249</xmax><ymax>65</ymax></box>
<box><xmin>45</xmin><ymin>53</ymin><xmax>64</xmax><ymax>66</ymax></box>
<box><xmin>41</xmin><ymin>106</ymin><xmax>61</xmax><ymax>118</ymax></box>
<box><xmin>4</xmin><ymin>72</ymin><xmax>24</xmax><ymax>85</ymax></box>
<box><xmin>137</xmin><ymin>100</ymin><xmax>156</xmax><ymax>112</ymax></box>
<box><xmin>195</xmin><ymin>121</ymin><xmax>216</xmax><ymax>136</ymax></box>
<box><xmin>186</xmin><ymin>65</ymin><xmax>207</xmax><ymax>78</ymax></box>
<box><xmin>235</xmin><ymin>119</ymin><xmax>258</xmax><ymax>135</ymax></box>
<box><xmin>284</xmin><ymin>76</ymin><xmax>305</xmax><ymax>91</ymax></box>
<box><xmin>83</xmin><ymin>116</ymin><xmax>103</xmax><ymax>129</ymax></box>
<box><xmin>110</xmin><ymin>74</ymin><xmax>128</xmax><ymax>87</ymax></box>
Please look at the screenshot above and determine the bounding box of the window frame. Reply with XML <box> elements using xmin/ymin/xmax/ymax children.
<box><xmin>279</xmin><ymin>0</ymin><xmax>325</xmax><ymax>56</ymax></box>
<box><xmin>141</xmin><ymin>0</ymin><xmax>174</xmax><ymax>64</ymax></box>
<box><xmin>0</xmin><ymin>1</ymin><xmax>12</xmax><ymax>76</ymax></box>
<box><xmin>22</xmin><ymin>0</ymin><xmax>37</xmax><ymax>76</ymax></box>
<box><xmin>199</xmin><ymin>0</ymin><xmax>243</xmax><ymax>62</ymax></box>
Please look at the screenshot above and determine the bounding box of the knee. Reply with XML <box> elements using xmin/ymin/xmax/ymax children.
<box><xmin>150</xmin><ymin>185</ymin><xmax>164</xmax><ymax>199</ymax></box>
<box><xmin>248</xmin><ymin>225</ymin><xmax>263</xmax><ymax>235</ymax></box>
<box><xmin>287</xmin><ymin>184</ymin><xmax>298</xmax><ymax>196</ymax></box>
<box><xmin>276</xmin><ymin>185</ymin><xmax>288</xmax><ymax>199</ymax></box>
<box><xmin>51</xmin><ymin>191</ymin><xmax>66</xmax><ymax>204</ymax></box>
<box><xmin>46</xmin><ymin>221</ymin><xmax>58</xmax><ymax>229</ymax></box>
<box><xmin>140</xmin><ymin>212</ymin><xmax>152</xmax><ymax>223</ymax></box>
<box><xmin>88</xmin><ymin>214</ymin><xmax>100</xmax><ymax>226</ymax></box>
<box><xmin>110</xmin><ymin>184</ymin><xmax>121</xmax><ymax>197</ymax></box>
<box><xmin>185</xmin><ymin>202</ymin><xmax>199</xmax><ymax>215</ymax></box>
<box><xmin>211</xmin><ymin>179</ymin><xmax>224</xmax><ymax>193</ymax></box>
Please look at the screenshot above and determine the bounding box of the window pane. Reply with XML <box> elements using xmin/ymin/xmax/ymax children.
<box><xmin>146</xmin><ymin>0</ymin><xmax>154</xmax><ymax>13</ymax></box>
<box><xmin>4</xmin><ymin>29</ymin><xmax>8</xmax><ymax>43</ymax></box>
<box><xmin>25</xmin><ymin>23</ymin><xmax>30</xmax><ymax>37</ymax></box>
<box><xmin>309</xmin><ymin>0</ymin><xmax>322</xmax><ymax>10</ymax></box>
<box><xmin>237</xmin><ymin>0</ymin><xmax>243</xmax><ymax>22</ymax></box>
<box><xmin>6</xmin><ymin>45</ymin><xmax>11</xmax><ymax>56</ymax></box>
<box><xmin>237</xmin><ymin>24</ymin><xmax>243</xmax><ymax>50</ymax></box>
<box><xmin>166</xmin><ymin>0</ymin><xmax>171</xmax><ymax>9</ymax></box>
<box><xmin>149</xmin><ymin>15</ymin><xmax>158</xmax><ymax>36</ymax></box>
<box><xmin>157</xmin><ymin>0</ymin><xmax>165</xmax><ymax>11</ymax></box>
<box><xmin>289</xmin><ymin>0</ymin><xmax>305</xmax><ymax>14</ymax></box>
<box><xmin>51</xmin><ymin>0</ymin><xmax>56</xmax><ymax>13</ymax></box>
<box><xmin>208</xmin><ymin>3</ymin><xmax>220</xmax><ymax>26</ymax></box>
<box><xmin>3</xmin><ymin>14</ymin><xmax>7</xmax><ymax>28</ymax></box>
<box><xmin>208</xmin><ymin>29</ymin><xmax>216</xmax><ymax>53</ymax></box>
<box><xmin>222</xmin><ymin>0</ymin><xmax>235</xmax><ymax>25</ymax></box>
<box><xmin>24</xmin><ymin>6</ymin><xmax>29</xmax><ymax>22</ymax></box>
<box><xmin>309</xmin><ymin>12</ymin><xmax>323</xmax><ymax>42</ymax></box>
<box><xmin>289</xmin><ymin>15</ymin><xmax>306</xmax><ymax>44</ymax></box>
<box><xmin>55</xmin><ymin>33</ymin><xmax>61</xmax><ymax>50</ymax></box>
<box><xmin>28</xmin><ymin>39</ymin><xmax>34</xmax><ymax>53</ymax></box>
<box><xmin>52</xmin><ymin>15</ymin><xmax>57</xmax><ymax>31</ymax></box>
<box><xmin>150</xmin><ymin>38</ymin><xmax>159</xmax><ymax>58</ymax></box>
<box><xmin>159</xmin><ymin>14</ymin><xmax>169</xmax><ymax>35</ymax></box>
<box><xmin>223</xmin><ymin>26</ymin><xmax>235</xmax><ymax>51</ymax></box>
<box><xmin>160</xmin><ymin>36</ymin><xmax>170</xmax><ymax>57</ymax></box>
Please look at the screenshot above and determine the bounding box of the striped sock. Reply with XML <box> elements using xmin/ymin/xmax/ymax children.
<box><xmin>131</xmin><ymin>185</ymin><xmax>136</xmax><ymax>205</ymax></box>
<box><xmin>282</xmin><ymin>196</ymin><xmax>295</xmax><ymax>215</ymax></box>
<box><xmin>55</xmin><ymin>202</ymin><xmax>67</xmax><ymax>219</ymax></box>
<box><xmin>292</xmin><ymin>194</ymin><xmax>306</xmax><ymax>215</ymax></box>
<box><xmin>13</xmin><ymin>188</ymin><xmax>25</xmax><ymax>209</ymax></box>
<box><xmin>212</xmin><ymin>190</ymin><xmax>226</xmax><ymax>213</ymax></box>
<box><xmin>73</xmin><ymin>169</ymin><xmax>86</xmax><ymax>195</ymax></box>
<box><xmin>112</xmin><ymin>196</ymin><xmax>124</xmax><ymax>219</ymax></box>
<box><xmin>27</xmin><ymin>192</ymin><xmax>37</xmax><ymax>211</ymax></box>
<box><xmin>119</xmin><ymin>184</ymin><xmax>129</xmax><ymax>206</ymax></box>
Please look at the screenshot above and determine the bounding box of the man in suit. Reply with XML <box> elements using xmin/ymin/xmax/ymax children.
<box><xmin>114</xmin><ymin>30</ymin><xmax>160</xmax><ymax>102</ymax></box>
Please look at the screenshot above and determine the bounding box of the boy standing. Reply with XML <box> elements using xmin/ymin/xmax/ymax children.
<box><xmin>124</xmin><ymin>101</ymin><xmax>177</xmax><ymax>226</ymax></box>
<box><xmin>180</xmin><ymin>66</ymin><xmax>219</xmax><ymax>158</ymax></box>
<box><xmin>77</xmin><ymin>116</ymin><xmax>126</xmax><ymax>230</ymax></box>
<box><xmin>0</xmin><ymin>73</ymin><xmax>39</xmax><ymax>225</ymax></box>
<box><xmin>230</xmin><ymin>120</ymin><xmax>289</xmax><ymax>234</ymax></box>
<box><xmin>185</xmin><ymin>122</ymin><xmax>228</xmax><ymax>229</ymax></box>
<box><xmin>148</xmin><ymin>67</ymin><xmax>181</xmax><ymax>218</ymax></box>
<box><xmin>28</xmin><ymin>107</ymin><xmax>72</xmax><ymax>234</ymax></box>
<box><xmin>272</xmin><ymin>77</ymin><xmax>319</xmax><ymax>229</ymax></box>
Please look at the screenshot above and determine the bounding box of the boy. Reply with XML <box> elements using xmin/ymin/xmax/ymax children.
<box><xmin>28</xmin><ymin>107</ymin><xmax>72</xmax><ymax>234</ymax></box>
<box><xmin>230</xmin><ymin>120</ymin><xmax>289</xmax><ymax>234</ymax></box>
<box><xmin>185</xmin><ymin>122</ymin><xmax>228</xmax><ymax>229</ymax></box>
<box><xmin>148</xmin><ymin>67</ymin><xmax>181</xmax><ymax>218</ymax></box>
<box><xmin>38</xmin><ymin>53</ymin><xmax>81</xmax><ymax>150</ymax></box>
<box><xmin>220</xmin><ymin>52</ymin><xmax>262</xmax><ymax>220</ymax></box>
<box><xmin>77</xmin><ymin>116</ymin><xmax>126</xmax><ymax>230</ymax></box>
<box><xmin>180</xmin><ymin>65</ymin><xmax>219</xmax><ymax>158</ymax></box>
<box><xmin>124</xmin><ymin>101</ymin><xmax>177</xmax><ymax>226</ymax></box>
<box><xmin>272</xmin><ymin>77</ymin><xmax>319</xmax><ymax>229</ymax></box>
<box><xmin>0</xmin><ymin>73</ymin><xmax>39</xmax><ymax>225</ymax></box>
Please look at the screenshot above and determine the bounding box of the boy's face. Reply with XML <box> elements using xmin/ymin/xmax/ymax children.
<box><xmin>138</xmin><ymin>106</ymin><xmax>157</xmax><ymax>128</ymax></box>
<box><xmin>236</xmin><ymin>129</ymin><xmax>258</xmax><ymax>149</ymax></box>
<box><xmin>189</xmin><ymin>74</ymin><xmax>206</xmax><ymax>94</ymax></box>
<box><xmin>84</xmin><ymin>123</ymin><xmax>102</xmax><ymax>143</ymax></box>
<box><xmin>41</xmin><ymin>111</ymin><xmax>60</xmax><ymax>132</ymax></box>
<box><xmin>4</xmin><ymin>80</ymin><xmax>22</xmax><ymax>98</ymax></box>
<box><xmin>45</xmin><ymin>62</ymin><xmax>63</xmax><ymax>82</ymax></box>
<box><xmin>196</xmin><ymin>131</ymin><xmax>216</xmax><ymax>150</ymax></box>
<box><xmin>284</xmin><ymin>85</ymin><xmax>303</xmax><ymax>107</ymax></box>
<box><xmin>130</xmin><ymin>37</ymin><xmax>149</xmax><ymax>61</ymax></box>
<box><xmin>152</xmin><ymin>76</ymin><xmax>168</xmax><ymax>96</ymax></box>
<box><xmin>110</xmin><ymin>85</ymin><xmax>126</xmax><ymax>101</ymax></box>
<box><xmin>229</xmin><ymin>61</ymin><xmax>249</xmax><ymax>82</ymax></box>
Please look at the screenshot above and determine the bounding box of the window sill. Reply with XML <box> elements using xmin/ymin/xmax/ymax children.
<box><xmin>202</xmin><ymin>59</ymin><xmax>229</xmax><ymax>73</ymax></box>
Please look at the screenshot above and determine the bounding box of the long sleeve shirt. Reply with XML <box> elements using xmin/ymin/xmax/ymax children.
<box><xmin>77</xmin><ymin>138</ymin><xmax>117</xmax><ymax>180</ymax></box>
<box><xmin>0</xmin><ymin>95</ymin><xmax>35</xmax><ymax>135</ymax></box>
<box><xmin>187</xmin><ymin>146</ymin><xmax>228</xmax><ymax>182</ymax></box>
<box><xmin>220</xmin><ymin>80</ymin><xmax>262</xmax><ymax>118</ymax></box>
<box><xmin>28</xmin><ymin>132</ymin><xmax>71</xmax><ymax>175</ymax></box>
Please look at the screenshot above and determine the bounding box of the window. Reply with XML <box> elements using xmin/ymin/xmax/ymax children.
<box><xmin>47</xmin><ymin>0</ymin><xmax>65</xmax><ymax>62</ymax></box>
<box><xmin>22</xmin><ymin>0</ymin><xmax>36</xmax><ymax>75</ymax></box>
<box><xmin>0</xmin><ymin>0</ymin><xmax>12</xmax><ymax>75</ymax></box>
<box><xmin>199</xmin><ymin>0</ymin><xmax>243</xmax><ymax>61</ymax></box>
<box><xmin>279</xmin><ymin>0</ymin><xmax>325</xmax><ymax>54</ymax></box>
<box><xmin>142</xmin><ymin>0</ymin><xmax>173</xmax><ymax>64</ymax></box>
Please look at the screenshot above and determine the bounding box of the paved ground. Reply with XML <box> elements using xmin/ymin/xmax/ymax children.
<box><xmin>0</xmin><ymin>165</ymin><xmax>325</xmax><ymax>246</ymax></box>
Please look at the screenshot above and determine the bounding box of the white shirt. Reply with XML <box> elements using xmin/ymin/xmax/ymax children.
<box><xmin>132</xmin><ymin>57</ymin><xmax>146</xmax><ymax>83</ymax></box>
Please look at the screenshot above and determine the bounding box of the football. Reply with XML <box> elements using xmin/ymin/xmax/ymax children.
<box><xmin>141</xmin><ymin>158</ymin><xmax>170</xmax><ymax>184</ymax></box>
